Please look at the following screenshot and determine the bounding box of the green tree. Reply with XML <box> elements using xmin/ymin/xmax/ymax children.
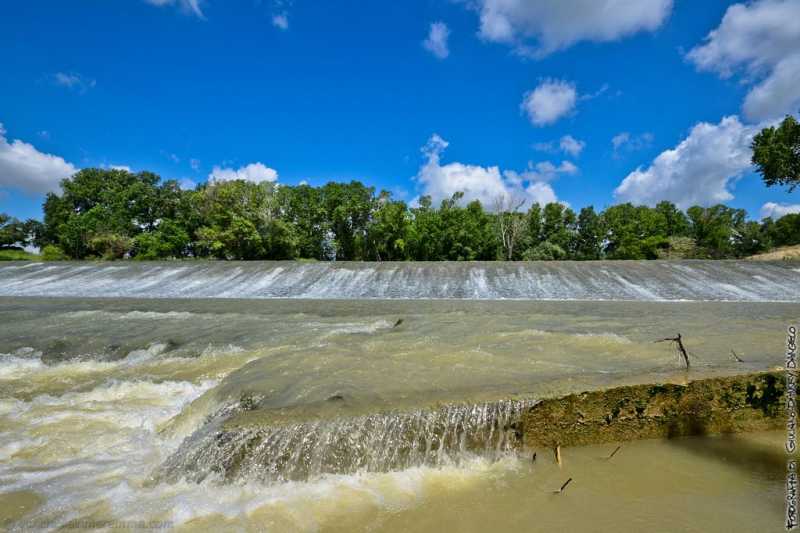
<box><xmin>277</xmin><ymin>184</ymin><xmax>328</xmax><ymax>259</ymax></box>
<box><xmin>0</xmin><ymin>214</ymin><xmax>29</xmax><ymax>249</ymax></box>
<box><xmin>133</xmin><ymin>219</ymin><xmax>190</xmax><ymax>260</ymax></box>
<box><xmin>437</xmin><ymin>194</ymin><xmax>496</xmax><ymax>260</ymax></box>
<box><xmin>366</xmin><ymin>195</ymin><xmax>410</xmax><ymax>261</ymax></box>
<box><xmin>734</xmin><ymin>220</ymin><xmax>769</xmax><ymax>257</ymax></box>
<box><xmin>540</xmin><ymin>203</ymin><xmax>576</xmax><ymax>255</ymax></box>
<box><xmin>686</xmin><ymin>204</ymin><xmax>746</xmax><ymax>258</ymax></box>
<box><xmin>194</xmin><ymin>180</ymin><xmax>278</xmax><ymax>259</ymax></box>
<box><xmin>522</xmin><ymin>241</ymin><xmax>567</xmax><ymax>261</ymax></box>
<box><xmin>519</xmin><ymin>203</ymin><xmax>543</xmax><ymax>257</ymax></box>
<box><xmin>654</xmin><ymin>201</ymin><xmax>689</xmax><ymax>236</ymax></box>
<box><xmin>573</xmin><ymin>206</ymin><xmax>604</xmax><ymax>260</ymax></box>
<box><xmin>763</xmin><ymin>213</ymin><xmax>800</xmax><ymax>248</ymax></box>
<box><xmin>320</xmin><ymin>181</ymin><xmax>375</xmax><ymax>260</ymax></box>
<box><xmin>603</xmin><ymin>203</ymin><xmax>668</xmax><ymax>259</ymax></box>
<box><xmin>752</xmin><ymin>115</ymin><xmax>800</xmax><ymax>191</ymax></box>
<box><xmin>407</xmin><ymin>195</ymin><xmax>443</xmax><ymax>260</ymax></box>
<box><xmin>42</xmin><ymin>168</ymin><xmax>168</xmax><ymax>258</ymax></box>
<box><xmin>88</xmin><ymin>233</ymin><xmax>134</xmax><ymax>260</ymax></box>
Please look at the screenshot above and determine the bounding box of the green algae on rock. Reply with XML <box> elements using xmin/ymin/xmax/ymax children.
<box><xmin>522</xmin><ymin>371</ymin><xmax>787</xmax><ymax>449</ymax></box>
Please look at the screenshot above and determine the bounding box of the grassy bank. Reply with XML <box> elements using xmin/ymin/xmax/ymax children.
<box><xmin>0</xmin><ymin>249</ymin><xmax>39</xmax><ymax>261</ymax></box>
<box><xmin>748</xmin><ymin>244</ymin><xmax>800</xmax><ymax>261</ymax></box>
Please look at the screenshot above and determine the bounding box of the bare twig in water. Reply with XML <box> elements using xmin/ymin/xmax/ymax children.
<box><xmin>655</xmin><ymin>333</ymin><xmax>690</xmax><ymax>368</ymax></box>
<box><xmin>606</xmin><ymin>445</ymin><xmax>622</xmax><ymax>460</ymax></box>
<box><xmin>730</xmin><ymin>349</ymin><xmax>744</xmax><ymax>363</ymax></box>
<box><xmin>553</xmin><ymin>478</ymin><xmax>573</xmax><ymax>494</ymax></box>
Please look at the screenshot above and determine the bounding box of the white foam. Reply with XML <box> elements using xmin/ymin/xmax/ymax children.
<box><xmin>0</xmin><ymin>369</ymin><xmax>521</xmax><ymax>530</ymax></box>
<box><xmin>574</xmin><ymin>332</ymin><xmax>633</xmax><ymax>344</ymax></box>
<box><xmin>125</xmin><ymin>342</ymin><xmax>170</xmax><ymax>364</ymax></box>
<box><xmin>66</xmin><ymin>310</ymin><xmax>197</xmax><ymax>321</ymax></box>
<box><xmin>323</xmin><ymin>320</ymin><xmax>393</xmax><ymax>338</ymax></box>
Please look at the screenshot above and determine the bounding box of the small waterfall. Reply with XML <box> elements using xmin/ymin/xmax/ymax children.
<box><xmin>160</xmin><ymin>399</ymin><xmax>535</xmax><ymax>484</ymax></box>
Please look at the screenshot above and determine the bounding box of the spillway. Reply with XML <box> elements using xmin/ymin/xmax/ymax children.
<box><xmin>0</xmin><ymin>260</ymin><xmax>798</xmax><ymax>301</ymax></box>
<box><xmin>160</xmin><ymin>399</ymin><xmax>534</xmax><ymax>484</ymax></box>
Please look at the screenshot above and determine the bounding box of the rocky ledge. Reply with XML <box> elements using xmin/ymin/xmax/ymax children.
<box><xmin>522</xmin><ymin>371</ymin><xmax>787</xmax><ymax>449</ymax></box>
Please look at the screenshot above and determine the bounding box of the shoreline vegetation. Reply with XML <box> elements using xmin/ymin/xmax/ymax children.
<box><xmin>2</xmin><ymin>168</ymin><xmax>799</xmax><ymax>263</ymax></box>
<box><xmin>3</xmin><ymin>116</ymin><xmax>800</xmax><ymax>263</ymax></box>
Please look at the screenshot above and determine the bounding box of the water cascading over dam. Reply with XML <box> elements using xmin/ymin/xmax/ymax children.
<box><xmin>0</xmin><ymin>260</ymin><xmax>798</xmax><ymax>301</ymax></box>
<box><xmin>160</xmin><ymin>398</ymin><xmax>534</xmax><ymax>484</ymax></box>
<box><xmin>2</xmin><ymin>260</ymin><xmax>798</xmax><ymax>530</ymax></box>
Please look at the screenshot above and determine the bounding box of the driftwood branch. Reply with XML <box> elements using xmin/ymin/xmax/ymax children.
<box><xmin>605</xmin><ymin>445</ymin><xmax>622</xmax><ymax>461</ymax></box>
<box><xmin>655</xmin><ymin>333</ymin><xmax>690</xmax><ymax>368</ymax></box>
<box><xmin>553</xmin><ymin>478</ymin><xmax>573</xmax><ymax>494</ymax></box>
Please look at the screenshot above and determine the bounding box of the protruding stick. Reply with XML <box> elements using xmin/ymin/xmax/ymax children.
<box><xmin>655</xmin><ymin>333</ymin><xmax>690</xmax><ymax>368</ymax></box>
<box><xmin>554</xmin><ymin>478</ymin><xmax>573</xmax><ymax>494</ymax></box>
<box><xmin>606</xmin><ymin>445</ymin><xmax>622</xmax><ymax>460</ymax></box>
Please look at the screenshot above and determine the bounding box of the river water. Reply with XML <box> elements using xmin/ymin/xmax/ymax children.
<box><xmin>0</xmin><ymin>261</ymin><xmax>797</xmax><ymax>531</ymax></box>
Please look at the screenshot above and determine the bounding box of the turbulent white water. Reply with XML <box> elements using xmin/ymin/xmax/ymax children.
<box><xmin>0</xmin><ymin>270</ymin><xmax>795</xmax><ymax>530</ymax></box>
<box><xmin>161</xmin><ymin>399</ymin><xmax>534</xmax><ymax>484</ymax></box>
<box><xmin>1</xmin><ymin>260</ymin><xmax>798</xmax><ymax>300</ymax></box>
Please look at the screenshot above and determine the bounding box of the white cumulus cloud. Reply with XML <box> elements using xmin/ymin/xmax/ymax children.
<box><xmin>559</xmin><ymin>135</ymin><xmax>585</xmax><ymax>157</ymax></box>
<box><xmin>614</xmin><ymin>116</ymin><xmax>758</xmax><ymax>208</ymax></box>
<box><xmin>611</xmin><ymin>131</ymin><xmax>654</xmax><ymax>156</ymax></box>
<box><xmin>179</xmin><ymin>178</ymin><xmax>197</xmax><ymax>190</ymax></box>
<box><xmin>209</xmin><ymin>162</ymin><xmax>278</xmax><ymax>183</ymax></box>
<box><xmin>144</xmin><ymin>0</ymin><xmax>204</xmax><ymax>18</ymax></box>
<box><xmin>687</xmin><ymin>0</ymin><xmax>800</xmax><ymax>122</ymax></box>
<box><xmin>521</xmin><ymin>79</ymin><xmax>577</xmax><ymax>126</ymax></box>
<box><xmin>53</xmin><ymin>72</ymin><xmax>96</xmax><ymax>93</ymax></box>
<box><xmin>415</xmin><ymin>134</ymin><xmax>568</xmax><ymax>209</ymax></box>
<box><xmin>533</xmin><ymin>135</ymin><xmax>586</xmax><ymax>156</ymax></box>
<box><xmin>760</xmin><ymin>202</ymin><xmax>800</xmax><ymax>220</ymax></box>
<box><xmin>524</xmin><ymin>181</ymin><xmax>559</xmax><ymax>206</ymax></box>
<box><xmin>0</xmin><ymin>123</ymin><xmax>77</xmax><ymax>194</ymax></box>
<box><xmin>469</xmin><ymin>0</ymin><xmax>673</xmax><ymax>57</ymax></box>
<box><xmin>423</xmin><ymin>22</ymin><xmax>450</xmax><ymax>59</ymax></box>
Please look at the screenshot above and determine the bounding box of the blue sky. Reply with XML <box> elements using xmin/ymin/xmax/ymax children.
<box><xmin>1</xmin><ymin>0</ymin><xmax>799</xmax><ymax>222</ymax></box>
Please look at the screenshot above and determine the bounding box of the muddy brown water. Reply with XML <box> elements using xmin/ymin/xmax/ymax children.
<box><xmin>0</xmin><ymin>260</ymin><xmax>797</xmax><ymax>531</ymax></box>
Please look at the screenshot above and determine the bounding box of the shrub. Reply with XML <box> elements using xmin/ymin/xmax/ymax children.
<box><xmin>41</xmin><ymin>245</ymin><xmax>68</xmax><ymax>261</ymax></box>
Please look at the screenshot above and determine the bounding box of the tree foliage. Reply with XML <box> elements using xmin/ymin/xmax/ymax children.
<box><xmin>752</xmin><ymin>115</ymin><xmax>800</xmax><ymax>191</ymax></box>
<box><xmin>24</xmin><ymin>166</ymin><xmax>799</xmax><ymax>262</ymax></box>
<box><xmin>0</xmin><ymin>213</ymin><xmax>43</xmax><ymax>250</ymax></box>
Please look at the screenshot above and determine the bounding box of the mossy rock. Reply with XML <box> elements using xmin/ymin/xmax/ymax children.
<box><xmin>522</xmin><ymin>371</ymin><xmax>787</xmax><ymax>448</ymax></box>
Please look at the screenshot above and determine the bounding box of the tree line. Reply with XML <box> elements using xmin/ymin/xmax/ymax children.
<box><xmin>1</xmin><ymin>168</ymin><xmax>798</xmax><ymax>261</ymax></box>
<box><xmin>1</xmin><ymin>115</ymin><xmax>798</xmax><ymax>262</ymax></box>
